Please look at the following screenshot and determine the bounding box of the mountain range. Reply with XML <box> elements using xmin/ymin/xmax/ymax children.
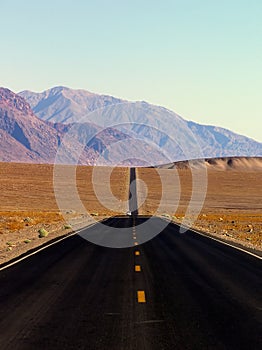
<box><xmin>0</xmin><ymin>88</ymin><xmax>129</xmax><ymax>165</ymax></box>
<box><xmin>0</xmin><ymin>86</ymin><xmax>261</xmax><ymax>165</ymax></box>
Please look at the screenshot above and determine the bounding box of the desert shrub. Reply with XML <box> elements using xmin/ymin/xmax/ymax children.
<box><xmin>38</xmin><ymin>228</ymin><xmax>49</xmax><ymax>238</ymax></box>
<box><xmin>63</xmin><ymin>224</ymin><xmax>72</xmax><ymax>229</ymax></box>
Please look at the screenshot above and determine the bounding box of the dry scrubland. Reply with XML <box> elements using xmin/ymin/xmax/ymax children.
<box><xmin>0</xmin><ymin>163</ymin><xmax>129</xmax><ymax>264</ymax></box>
<box><xmin>137</xmin><ymin>158</ymin><xmax>262</xmax><ymax>252</ymax></box>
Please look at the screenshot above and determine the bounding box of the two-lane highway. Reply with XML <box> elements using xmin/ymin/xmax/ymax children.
<box><xmin>0</xmin><ymin>168</ymin><xmax>261</xmax><ymax>349</ymax></box>
<box><xmin>0</xmin><ymin>216</ymin><xmax>261</xmax><ymax>349</ymax></box>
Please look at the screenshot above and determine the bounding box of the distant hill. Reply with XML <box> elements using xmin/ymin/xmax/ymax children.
<box><xmin>19</xmin><ymin>86</ymin><xmax>262</xmax><ymax>164</ymax></box>
<box><xmin>156</xmin><ymin>157</ymin><xmax>262</xmax><ymax>171</ymax></box>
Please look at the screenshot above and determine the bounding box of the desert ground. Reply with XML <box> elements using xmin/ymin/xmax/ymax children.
<box><xmin>0</xmin><ymin>163</ymin><xmax>129</xmax><ymax>264</ymax></box>
<box><xmin>136</xmin><ymin>157</ymin><xmax>262</xmax><ymax>252</ymax></box>
<box><xmin>1</xmin><ymin>157</ymin><xmax>261</xmax><ymax>265</ymax></box>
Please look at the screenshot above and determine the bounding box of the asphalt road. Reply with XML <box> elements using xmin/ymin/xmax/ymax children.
<box><xmin>0</xmin><ymin>216</ymin><xmax>261</xmax><ymax>350</ymax></box>
<box><xmin>129</xmin><ymin>167</ymin><xmax>138</xmax><ymax>216</ymax></box>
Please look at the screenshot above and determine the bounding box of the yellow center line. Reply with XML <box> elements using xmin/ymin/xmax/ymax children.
<box><xmin>135</xmin><ymin>251</ymin><xmax>140</xmax><ymax>256</ymax></box>
<box><xmin>137</xmin><ymin>290</ymin><xmax>146</xmax><ymax>303</ymax></box>
<box><xmin>134</xmin><ymin>242</ymin><xmax>138</xmax><ymax>246</ymax></box>
<box><xmin>135</xmin><ymin>265</ymin><xmax>141</xmax><ymax>272</ymax></box>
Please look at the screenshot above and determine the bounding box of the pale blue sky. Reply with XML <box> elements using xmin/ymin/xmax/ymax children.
<box><xmin>1</xmin><ymin>0</ymin><xmax>261</xmax><ymax>141</ymax></box>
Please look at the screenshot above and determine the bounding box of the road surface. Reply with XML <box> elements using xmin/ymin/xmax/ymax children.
<box><xmin>0</xmin><ymin>216</ymin><xmax>261</xmax><ymax>350</ymax></box>
<box><xmin>129</xmin><ymin>167</ymin><xmax>138</xmax><ymax>216</ymax></box>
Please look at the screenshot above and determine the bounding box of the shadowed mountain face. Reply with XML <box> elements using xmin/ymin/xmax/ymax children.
<box><xmin>19</xmin><ymin>86</ymin><xmax>262</xmax><ymax>164</ymax></box>
<box><xmin>0</xmin><ymin>88</ymin><xmax>60</xmax><ymax>162</ymax></box>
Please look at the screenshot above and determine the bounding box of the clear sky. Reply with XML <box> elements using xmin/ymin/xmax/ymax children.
<box><xmin>1</xmin><ymin>0</ymin><xmax>261</xmax><ymax>141</ymax></box>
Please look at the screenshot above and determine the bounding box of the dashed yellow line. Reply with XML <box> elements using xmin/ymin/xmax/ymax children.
<box><xmin>137</xmin><ymin>290</ymin><xmax>146</xmax><ymax>303</ymax></box>
<box><xmin>135</xmin><ymin>251</ymin><xmax>140</xmax><ymax>256</ymax></box>
<box><xmin>135</xmin><ymin>265</ymin><xmax>141</xmax><ymax>272</ymax></box>
<box><xmin>134</xmin><ymin>242</ymin><xmax>138</xmax><ymax>246</ymax></box>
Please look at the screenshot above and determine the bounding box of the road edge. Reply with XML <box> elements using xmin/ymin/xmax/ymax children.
<box><xmin>0</xmin><ymin>220</ymin><xmax>106</xmax><ymax>271</ymax></box>
<box><xmin>161</xmin><ymin>217</ymin><xmax>262</xmax><ymax>260</ymax></box>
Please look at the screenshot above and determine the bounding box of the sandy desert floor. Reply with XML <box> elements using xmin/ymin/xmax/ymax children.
<box><xmin>136</xmin><ymin>158</ymin><xmax>262</xmax><ymax>253</ymax></box>
<box><xmin>0</xmin><ymin>163</ymin><xmax>129</xmax><ymax>264</ymax></box>
<box><xmin>1</xmin><ymin>158</ymin><xmax>261</xmax><ymax>265</ymax></box>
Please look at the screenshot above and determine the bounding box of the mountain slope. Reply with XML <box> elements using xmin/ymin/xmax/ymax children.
<box><xmin>187</xmin><ymin>121</ymin><xmax>262</xmax><ymax>159</ymax></box>
<box><xmin>19</xmin><ymin>86</ymin><xmax>262</xmax><ymax>162</ymax></box>
<box><xmin>0</xmin><ymin>129</ymin><xmax>42</xmax><ymax>162</ymax></box>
